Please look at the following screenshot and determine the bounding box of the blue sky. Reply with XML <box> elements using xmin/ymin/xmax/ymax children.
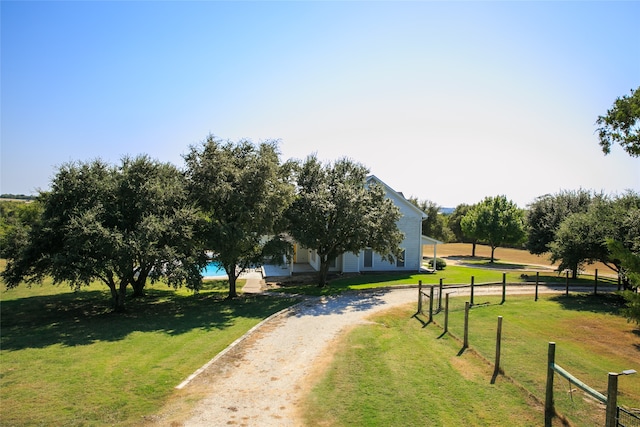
<box><xmin>1</xmin><ymin>1</ymin><xmax>638</xmax><ymax>208</ymax></box>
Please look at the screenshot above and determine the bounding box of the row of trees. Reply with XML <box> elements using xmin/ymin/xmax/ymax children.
<box><xmin>0</xmin><ymin>136</ymin><xmax>403</xmax><ymax>310</ymax></box>
<box><xmin>406</xmin><ymin>190</ymin><xmax>639</xmax><ymax>289</ymax></box>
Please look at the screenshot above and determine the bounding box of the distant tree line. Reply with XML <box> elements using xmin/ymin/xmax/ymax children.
<box><xmin>410</xmin><ymin>190</ymin><xmax>639</xmax><ymax>289</ymax></box>
<box><xmin>0</xmin><ymin>194</ymin><xmax>36</xmax><ymax>201</ymax></box>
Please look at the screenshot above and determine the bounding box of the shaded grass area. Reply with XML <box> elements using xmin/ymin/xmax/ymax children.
<box><xmin>0</xmin><ymin>279</ymin><xmax>297</xmax><ymax>426</ymax></box>
<box><xmin>303</xmin><ymin>294</ymin><xmax>640</xmax><ymax>427</ymax></box>
<box><xmin>273</xmin><ymin>265</ymin><xmax>617</xmax><ymax>297</ymax></box>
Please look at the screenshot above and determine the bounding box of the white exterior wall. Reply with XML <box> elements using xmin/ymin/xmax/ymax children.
<box><xmin>342</xmin><ymin>252</ymin><xmax>360</xmax><ymax>273</ymax></box>
<box><xmin>308</xmin><ymin>250</ymin><xmax>321</xmax><ymax>271</ymax></box>
<box><xmin>286</xmin><ymin>176</ymin><xmax>425</xmax><ymax>275</ymax></box>
<box><xmin>365</xmin><ymin>178</ymin><xmax>424</xmax><ymax>272</ymax></box>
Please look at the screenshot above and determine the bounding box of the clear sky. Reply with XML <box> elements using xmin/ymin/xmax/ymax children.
<box><xmin>1</xmin><ymin>1</ymin><xmax>638</xmax><ymax>208</ymax></box>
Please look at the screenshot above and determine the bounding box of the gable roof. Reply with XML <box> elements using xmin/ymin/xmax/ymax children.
<box><xmin>366</xmin><ymin>175</ymin><xmax>427</xmax><ymax>219</ymax></box>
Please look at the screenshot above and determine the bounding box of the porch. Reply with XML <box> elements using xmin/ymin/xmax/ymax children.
<box><xmin>262</xmin><ymin>262</ymin><xmax>316</xmax><ymax>279</ymax></box>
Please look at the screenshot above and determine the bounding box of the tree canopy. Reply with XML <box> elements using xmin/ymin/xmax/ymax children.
<box><xmin>408</xmin><ymin>198</ymin><xmax>453</xmax><ymax>243</ymax></box>
<box><xmin>526</xmin><ymin>189</ymin><xmax>594</xmax><ymax>255</ymax></box>
<box><xmin>0</xmin><ymin>156</ymin><xmax>205</xmax><ymax>311</ymax></box>
<box><xmin>184</xmin><ymin>135</ymin><xmax>295</xmax><ymax>298</ymax></box>
<box><xmin>461</xmin><ymin>196</ymin><xmax>525</xmax><ymax>263</ymax></box>
<box><xmin>596</xmin><ymin>86</ymin><xmax>640</xmax><ymax>157</ymax></box>
<box><xmin>529</xmin><ymin>190</ymin><xmax>640</xmax><ymax>282</ymax></box>
<box><xmin>286</xmin><ymin>156</ymin><xmax>403</xmax><ymax>287</ymax></box>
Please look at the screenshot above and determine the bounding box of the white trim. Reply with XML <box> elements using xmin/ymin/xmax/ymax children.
<box><xmin>421</xmin><ymin>235</ymin><xmax>443</xmax><ymax>245</ymax></box>
<box><xmin>366</xmin><ymin>175</ymin><xmax>427</xmax><ymax>219</ymax></box>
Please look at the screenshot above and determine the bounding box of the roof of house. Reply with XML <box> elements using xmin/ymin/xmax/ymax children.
<box><xmin>366</xmin><ymin>175</ymin><xmax>428</xmax><ymax>219</ymax></box>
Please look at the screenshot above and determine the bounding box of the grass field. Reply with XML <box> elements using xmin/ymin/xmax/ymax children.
<box><xmin>273</xmin><ymin>254</ymin><xmax>618</xmax><ymax>297</ymax></box>
<box><xmin>302</xmin><ymin>294</ymin><xmax>640</xmax><ymax>427</ymax></box>
<box><xmin>435</xmin><ymin>243</ymin><xmax>615</xmax><ymax>276</ymax></box>
<box><xmin>0</xmin><ymin>275</ymin><xmax>297</xmax><ymax>426</ymax></box>
<box><xmin>0</xmin><ymin>244</ymin><xmax>632</xmax><ymax>426</ymax></box>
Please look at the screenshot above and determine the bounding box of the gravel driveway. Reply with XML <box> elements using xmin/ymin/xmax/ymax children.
<box><xmin>150</xmin><ymin>282</ymin><xmax>598</xmax><ymax>426</ymax></box>
<box><xmin>161</xmin><ymin>288</ymin><xmax>418</xmax><ymax>427</ymax></box>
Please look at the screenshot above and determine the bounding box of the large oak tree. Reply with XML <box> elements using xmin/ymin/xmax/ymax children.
<box><xmin>183</xmin><ymin>135</ymin><xmax>294</xmax><ymax>298</ymax></box>
<box><xmin>526</xmin><ymin>189</ymin><xmax>594</xmax><ymax>255</ymax></box>
<box><xmin>461</xmin><ymin>196</ymin><xmax>525</xmax><ymax>263</ymax></box>
<box><xmin>1</xmin><ymin>156</ymin><xmax>205</xmax><ymax>311</ymax></box>
<box><xmin>286</xmin><ymin>156</ymin><xmax>403</xmax><ymax>287</ymax></box>
<box><xmin>549</xmin><ymin>191</ymin><xmax>640</xmax><ymax>281</ymax></box>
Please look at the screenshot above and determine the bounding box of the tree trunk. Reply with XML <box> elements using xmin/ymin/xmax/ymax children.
<box><xmin>105</xmin><ymin>279</ymin><xmax>127</xmax><ymax>312</ymax></box>
<box><xmin>226</xmin><ymin>264</ymin><xmax>238</xmax><ymax>299</ymax></box>
<box><xmin>131</xmin><ymin>269</ymin><xmax>149</xmax><ymax>298</ymax></box>
<box><xmin>471</xmin><ymin>241</ymin><xmax>477</xmax><ymax>257</ymax></box>
<box><xmin>317</xmin><ymin>259</ymin><xmax>330</xmax><ymax>288</ymax></box>
<box><xmin>490</xmin><ymin>246</ymin><xmax>496</xmax><ymax>263</ymax></box>
<box><xmin>228</xmin><ymin>275</ymin><xmax>238</xmax><ymax>298</ymax></box>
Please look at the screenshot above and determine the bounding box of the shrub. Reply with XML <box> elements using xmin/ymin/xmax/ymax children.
<box><xmin>427</xmin><ymin>258</ymin><xmax>447</xmax><ymax>270</ymax></box>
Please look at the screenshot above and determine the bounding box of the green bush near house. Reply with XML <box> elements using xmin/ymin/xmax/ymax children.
<box><xmin>427</xmin><ymin>257</ymin><xmax>447</xmax><ymax>270</ymax></box>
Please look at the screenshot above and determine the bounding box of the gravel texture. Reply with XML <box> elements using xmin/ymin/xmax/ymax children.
<box><xmin>177</xmin><ymin>288</ymin><xmax>417</xmax><ymax>426</ymax></box>
<box><xmin>151</xmin><ymin>281</ymin><xmax>596</xmax><ymax>426</ymax></box>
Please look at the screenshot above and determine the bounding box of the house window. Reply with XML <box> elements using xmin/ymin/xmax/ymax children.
<box><xmin>396</xmin><ymin>249</ymin><xmax>405</xmax><ymax>267</ymax></box>
<box><xmin>364</xmin><ymin>249</ymin><xmax>373</xmax><ymax>268</ymax></box>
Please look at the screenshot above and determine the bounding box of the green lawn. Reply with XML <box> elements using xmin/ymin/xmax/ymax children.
<box><xmin>302</xmin><ymin>294</ymin><xmax>640</xmax><ymax>427</ymax></box>
<box><xmin>0</xmin><ymin>278</ymin><xmax>297</xmax><ymax>426</ymax></box>
<box><xmin>274</xmin><ymin>265</ymin><xmax>617</xmax><ymax>296</ymax></box>
<box><xmin>1</xmin><ymin>263</ymin><xmax>631</xmax><ymax>426</ymax></box>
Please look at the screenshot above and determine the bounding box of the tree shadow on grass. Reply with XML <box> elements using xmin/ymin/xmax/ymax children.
<box><xmin>291</xmin><ymin>289</ymin><xmax>393</xmax><ymax>318</ymax></box>
<box><xmin>549</xmin><ymin>293</ymin><xmax>625</xmax><ymax>315</ymax></box>
<box><xmin>0</xmin><ymin>287</ymin><xmax>296</xmax><ymax>351</ymax></box>
<box><xmin>272</xmin><ymin>272</ymin><xmax>419</xmax><ymax>297</ymax></box>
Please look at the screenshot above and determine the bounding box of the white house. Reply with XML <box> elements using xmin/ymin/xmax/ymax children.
<box><xmin>266</xmin><ymin>175</ymin><xmax>441</xmax><ymax>277</ymax></box>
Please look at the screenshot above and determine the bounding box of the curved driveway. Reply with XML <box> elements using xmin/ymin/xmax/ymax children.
<box><xmin>160</xmin><ymin>283</ymin><xmax>601</xmax><ymax>426</ymax></box>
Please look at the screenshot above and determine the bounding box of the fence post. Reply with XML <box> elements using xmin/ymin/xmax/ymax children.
<box><xmin>565</xmin><ymin>271</ymin><xmax>569</xmax><ymax>296</ymax></box>
<box><xmin>463</xmin><ymin>302</ymin><xmax>470</xmax><ymax>349</ymax></box>
<box><xmin>594</xmin><ymin>269</ymin><xmax>598</xmax><ymax>295</ymax></box>
<box><xmin>417</xmin><ymin>280</ymin><xmax>422</xmax><ymax>314</ymax></box>
<box><xmin>444</xmin><ymin>293</ymin><xmax>449</xmax><ymax>334</ymax></box>
<box><xmin>429</xmin><ymin>285</ymin><xmax>434</xmax><ymax>323</ymax></box>
<box><xmin>545</xmin><ymin>342</ymin><xmax>556</xmax><ymax>427</ymax></box>
<box><xmin>501</xmin><ymin>272</ymin><xmax>506</xmax><ymax>304</ymax></box>
<box><xmin>535</xmin><ymin>271</ymin><xmax>539</xmax><ymax>302</ymax></box>
<box><xmin>470</xmin><ymin>276</ymin><xmax>475</xmax><ymax>306</ymax></box>
<box><xmin>605</xmin><ymin>372</ymin><xmax>619</xmax><ymax>427</ymax></box>
<box><xmin>438</xmin><ymin>278</ymin><xmax>443</xmax><ymax>312</ymax></box>
<box><xmin>492</xmin><ymin>316</ymin><xmax>503</xmax><ymax>382</ymax></box>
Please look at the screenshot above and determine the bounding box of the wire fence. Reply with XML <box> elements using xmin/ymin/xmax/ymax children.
<box><xmin>619</xmin><ymin>407</ymin><xmax>640</xmax><ymax>427</ymax></box>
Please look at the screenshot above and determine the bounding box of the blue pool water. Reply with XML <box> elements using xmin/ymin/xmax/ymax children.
<box><xmin>202</xmin><ymin>262</ymin><xmax>227</xmax><ymax>277</ymax></box>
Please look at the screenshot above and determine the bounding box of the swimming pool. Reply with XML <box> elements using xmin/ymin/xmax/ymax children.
<box><xmin>202</xmin><ymin>262</ymin><xmax>227</xmax><ymax>277</ymax></box>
